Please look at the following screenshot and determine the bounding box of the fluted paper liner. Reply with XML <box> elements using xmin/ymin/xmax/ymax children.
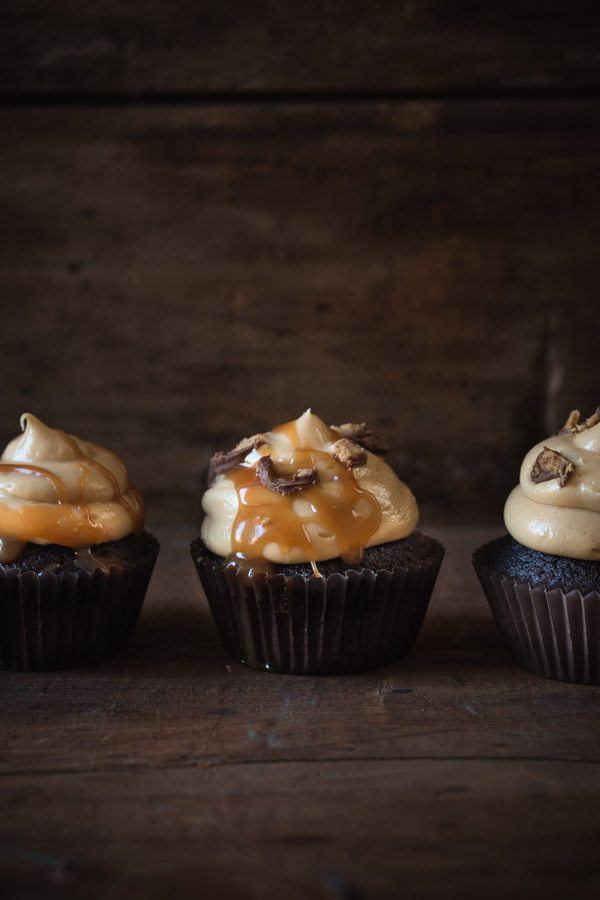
<box><xmin>192</xmin><ymin>543</ymin><xmax>444</xmax><ymax>675</ymax></box>
<box><xmin>473</xmin><ymin>550</ymin><xmax>600</xmax><ymax>685</ymax></box>
<box><xmin>0</xmin><ymin>539</ymin><xmax>159</xmax><ymax>671</ymax></box>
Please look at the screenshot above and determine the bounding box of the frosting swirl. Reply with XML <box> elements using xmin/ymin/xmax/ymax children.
<box><xmin>201</xmin><ymin>410</ymin><xmax>418</xmax><ymax>565</ymax></box>
<box><xmin>0</xmin><ymin>414</ymin><xmax>143</xmax><ymax>562</ymax></box>
<box><xmin>504</xmin><ymin>413</ymin><xmax>600</xmax><ymax>560</ymax></box>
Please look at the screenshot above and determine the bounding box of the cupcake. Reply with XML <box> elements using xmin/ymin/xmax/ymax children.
<box><xmin>473</xmin><ymin>407</ymin><xmax>600</xmax><ymax>684</ymax></box>
<box><xmin>0</xmin><ymin>414</ymin><xmax>159</xmax><ymax>670</ymax></box>
<box><xmin>191</xmin><ymin>410</ymin><xmax>444</xmax><ymax>675</ymax></box>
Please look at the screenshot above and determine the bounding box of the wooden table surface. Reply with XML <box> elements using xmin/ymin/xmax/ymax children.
<box><xmin>2</xmin><ymin>525</ymin><xmax>599</xmax><ymax>900</ymax></box>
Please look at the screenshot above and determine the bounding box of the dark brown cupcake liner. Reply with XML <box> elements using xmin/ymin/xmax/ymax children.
<box><xmin>473</xmin><ymin>555</ymin><xmax>600</xmax><ymax>685</ymax></box>
<box><xmin>0</xmin><ymin>540</ymin><xmax>159</xmax><ymax>671</ymax></box>
<box><xmin>192</xmin><ymin>546</ymin><xmax>444</xmax><ymax>675</ymax></box>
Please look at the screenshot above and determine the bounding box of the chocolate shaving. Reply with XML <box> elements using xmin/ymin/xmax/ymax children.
<box><xmin>330</xmin><ymin>422</ymin><xmax>390</xmax><ymax>455</ymax></box>
<box><xmin>256</xmin><ymin>456</ymin><xmax>318</xmax><ymax>494</ymax></box>
<box><xmin>331</xmin><ymin>438</ymin><xmax>368</xmax><ymax>469</ymax></box>
<box><xmin>559</xmin><ymin>407</ymin><xmax>600</xmax><ymax>434</ymax></box>
<box><xmin>530</xmin><ymin>447</ymin><xmax>575</xmax><ymax>487</ymax></box>
<box><xmin>208</xmin><ymin>434</ymin><xmax>266</xmax><ymax>484</ymax></box>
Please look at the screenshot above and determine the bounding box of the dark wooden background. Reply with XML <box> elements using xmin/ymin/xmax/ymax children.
<box><xmin>0</xmin><ymin>2</ymin><xmax>598</xmax><ymax>527</ymax></box>
<box><xmin>2</xmin><ymin>8</ymin><xmax>600</xmax><ymax>900</ymax></box>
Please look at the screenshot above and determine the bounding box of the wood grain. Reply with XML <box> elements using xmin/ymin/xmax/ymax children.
<box><xmin>1</xmin><ymin>10</ymin><xmax>598</xmax><ymax>898</ymax></box>
<box><xmin>3</xmin><ymin>761</ymin><xmax>600</xmax><ymax>900</ymax></box>
<box><xmin>0</xmin><ymin>101</ymin><xmax>598</xmax><ymax>522</ymax></box>
<box><xmin>2</xmin><ymin>527</ymin><xmax>600</xmax><ymax>772</ymax></box>
<box><xmin>1</xmin><ymin>526</ymin><xmax>599</xmax><ymax>900</ymax></box>
<box><xmin>2</xmin><ymin>1</ymin><xmax>600</xmax><ymax>96</ymax></box>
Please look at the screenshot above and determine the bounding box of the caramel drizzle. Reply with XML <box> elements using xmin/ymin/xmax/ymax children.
<box><xmin>228</xmin><ymin>443</ymin><xmax>381</xmax><ymax>568</ymax></box>
<box><xmin>0</xmin><ymin>435</ymin><xmax>143</xmax><ymax>552</ymax></box>
<box><xmin>75</xmin><ymin>454</ymin><xmax>144</xmax><ymax>535</ymax></box>
<box><xmin>0</xmin><ymin>463</ymin><xmax>69</xmax><ymax>503</ymax></box>
<box><xmin>63</xmin><ymin>428</ymin><xmax>143</xmax><ymax>533</ymax></box>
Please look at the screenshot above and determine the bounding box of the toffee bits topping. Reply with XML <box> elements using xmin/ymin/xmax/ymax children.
<box><xmin>559</xmin><ymin>407</ymin><xmax>600</xmax><ymax>434</ymax></box>
<box><xmin>530</xmin><ymin>447</ymin><xmax>575</xmax><ymax>487</ymax></box>
<box><xmin>330</xmin><ymin>423</ymin><xmax>390</xmax><ymax>455</ymax></box>
<box><xmin>331</xmin><ymin>438</ymin><xmax>368</xmax><ymax>469</ymax></box>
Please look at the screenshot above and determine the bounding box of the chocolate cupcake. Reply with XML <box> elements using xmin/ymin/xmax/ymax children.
<box><xmin>473</xmin><ymin>407</ymin><xmax>600</xmax><ymax>684</ymax></box>
<box><xmin>0</xmin><ymin>414</ymin><xmax>159</xmax><ymax>670</ymax></box>
<box><xmin>191</xmin><ymin>410</ymin><xmax>444</xmax><ymax>675</ymax></box>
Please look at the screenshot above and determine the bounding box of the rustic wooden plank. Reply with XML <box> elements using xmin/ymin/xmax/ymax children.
<box><xmin>2</xmin><ymin>760</ymin><xmax>599</xmax><ymax>899</ymax></box>
<box><xmin>2</xmin><ymin>1</ymin><xmax>600</xmax><ymax>95</ymax></box>
<box><xmin>0</xmin><ymin>102</ymin><xmax>598</xmax><ymax>521</ymax></box>
<box><xmin>2</xmin><ymin>526</ymin><xmax>600</xmax><ymax>898</ymax></box>
<box><xmin>2</xmin><ymin>527</ymin><xmax>599</xmax><ymax>779</ymax></box>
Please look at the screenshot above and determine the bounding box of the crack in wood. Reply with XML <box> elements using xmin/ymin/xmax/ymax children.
<box><xmin>1</xmin><ymin>755</ymin><xmax>599</xmax><ymax>781</ymax></box>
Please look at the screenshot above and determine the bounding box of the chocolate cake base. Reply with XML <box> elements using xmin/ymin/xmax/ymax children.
<box><xmin>0</xmin><ymin>532</ymin><xmax>159</xmax><ymax>671</ymax></box>
<box><xmin>473</xmin><ymin>535</ymin><xmax>600</xmax><ymax>685</ymax></box>
<box><xmin>473</xmin><ymin>535</ymin><xmax>600</xmax><ymax>593</ymax></box>
<box><xmin>191</xmin><ymin>532</ymin><xmax>444</xmax><ymax>675</ymax></box>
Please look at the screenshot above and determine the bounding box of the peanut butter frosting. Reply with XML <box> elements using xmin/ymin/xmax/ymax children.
<box><xmin>201</xmin><ymin>409</ymin><xmax>419</xmax><ymax>566</ymax></box>
<box><xmin>0</xmin><ymin>414</ymin><xmax>143</xmax><ymax>563</ymax></box>
<box><xmin>504</xmin><ymin>408</ymin><xmax>600</xmax><ymax>561</ymax></box>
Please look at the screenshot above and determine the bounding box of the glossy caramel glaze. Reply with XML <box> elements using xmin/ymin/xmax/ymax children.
<box><xmin>0</xmin><ymin>461</ymin><xmax>143</xmax><ymax>557</ymax></box>
<box><xmin>201</xmin><ymin>410</ymin><xmax>419</xmax><ymax>566</ymax></box>
<box><xmin>0</xmin><ymin>416</ymin><xmax>144</xmax><ymax>562</ymax></box>
<box><xmin>228</xmin><ymin>446</ymin><xmax>381</xmax><ymax>567</ymax></box>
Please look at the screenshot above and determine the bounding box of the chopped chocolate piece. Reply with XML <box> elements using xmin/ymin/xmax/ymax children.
<box><xmin>559</xmin><ymin>406</ymin><xmax>600</xmax><ymax>434</ymax></box>
<box><xmin>330</xmin><ymin>422</ymin><xmax>390</xmax><ymax>455</ymax></box>
<box><xmin>208</xmin><ymin>435</ymin><xmax>266</xmax><ymax>483</ymax></box>
<box><xmin>256</xmin><ymin>456</ymin><xmax>318</xmax><ymax>494</ymax></box>
<box><xmin>530</xmin><ymin>447</ymin><xmax>575</xmax><ymax>487</ymax></box>
<box><xmin>331</xmin><ymin>438</ymin><xmax>368</xmax><ymax>468</ymax></box>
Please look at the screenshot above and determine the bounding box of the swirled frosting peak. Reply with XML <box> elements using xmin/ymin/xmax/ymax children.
<box><xmin>504</xmin><ymin>407</ymin><xmax>600</xmax><ymax>560</ymax></box>
<box><xmin>0</xmin><ymin>414</ymin><xmax>143</xmax><ymax>562</ymax></box>
<box><xmin>201</xmin><ymin>409</ymin><xmax>418</xmax><ymax>566</ymax></box>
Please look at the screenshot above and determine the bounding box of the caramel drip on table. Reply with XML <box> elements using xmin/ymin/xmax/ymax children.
<box><xmin>228</xmin><ymin>448</ymin><xmax>381</xmax><ymax>568</ymax></box>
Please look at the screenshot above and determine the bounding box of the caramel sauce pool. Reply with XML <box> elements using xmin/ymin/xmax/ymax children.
<box><xmin>228</xmin><ymin>443</ymin><xmax>381</xmax><ymax>568</ymax></box>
